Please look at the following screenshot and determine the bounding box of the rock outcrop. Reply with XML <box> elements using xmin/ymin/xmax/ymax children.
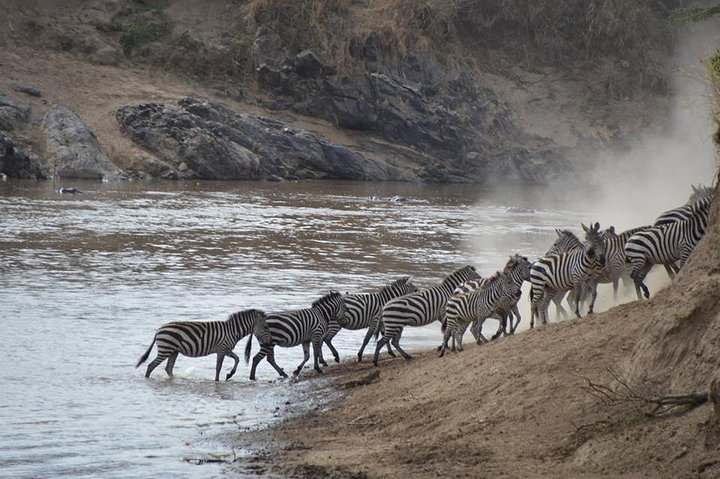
<box><xmin>116</xmin><ymin>97</ymin><xmax>416</xmax><ymax>181</ymax></box>
<box><xmin>43</xmin><ymin>105</ymin><xmax>123</xmax><ymax>180</ymax></box>
<box><xmin>0</xmin><ymin>92</ymin><xmax>48</xmax><ymax>179</ymax></box>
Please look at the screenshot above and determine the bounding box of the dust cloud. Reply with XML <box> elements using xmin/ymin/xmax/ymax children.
<box><xmin>470</xmin><ymin>24</ymin><xmax>720</xmax><ymax>328</ymax></box>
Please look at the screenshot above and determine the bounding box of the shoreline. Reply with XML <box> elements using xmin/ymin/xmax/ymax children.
<box><xmin>226</xmin><ymin>297</ymin><xmax>718</xmax><ymax>478</ymax></box>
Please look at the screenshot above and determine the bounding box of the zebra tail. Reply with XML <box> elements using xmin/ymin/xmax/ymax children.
<box><xmin>135</xmin><ymin>335</ymin><xmax>156</xmax><ymax>368</ymax></box>
<box><xmin>244</xmin><ymin>336</ymin><xmax>253</xmax><ymax>364</ymax></box>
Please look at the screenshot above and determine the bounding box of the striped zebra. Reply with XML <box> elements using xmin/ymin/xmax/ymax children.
<box><xmin>323</xmin><ymin>276</ymin><xmax>417</xmax><ymax>363</ymax></box>
<box><xmin>543</xmin><ymin>229</ymin><xmax>583</xmax><ymax>319</ymax></box>
<box><xmin>530</xmin><ymin>222</ymin><xmax>607</xmax><ymax>327</ymax></box>
<box><xmin>591</xmin><ymin>225</ymin><xmax>650</xmax><ymax>300</ymax></box>
<box><xmin>456</xmin><ymin>254</ymin><xmax>531</xmax><ymax>343</ymax></box>
<box><xmin>439</xmin><ymin>272</ymin><xmax>519</xmax><ymax>356</ymax></box>
<box><xmin>372</xmin><ymin>265</ymin><xmax>480</xmax><ymax>366</ymax></box>
<box><xmin>625</xmin><ymin>196</ymin><xmax>711</xmax><ymax>300</ymax></box>
<box><xmin>247</xmin><ymin>291</ymin><xmax>346</xmax><ymax>379</ymax></box>
<box><xmin>135</xmin><ymin>308</ymin><xmax>270</xmax><ymax>381</ymax></box>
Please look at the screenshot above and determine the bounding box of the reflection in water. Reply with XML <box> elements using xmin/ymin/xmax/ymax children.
<box><xmin>0</xmin><ymin>179</ymin><xmax>594</xmax><ymax>478</ymax></box>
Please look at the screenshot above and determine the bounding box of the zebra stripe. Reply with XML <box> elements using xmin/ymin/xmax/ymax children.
<box><xmin>323</xmin><ymin>276</ymin><xmax>417</xmax><ymax>363</ymax></box>
<box><xmin>135</xmin><ymin>308</ymin><xmax>270</xmax><ymax>381</ymax></box>
<box><xmin>453</xmin><ymin>254</ymin><xmax>531</xmax><ymax>342</ymax></box>
<box><xmin>440</xmin><ymin>272</ymin><xmax>520</xmax><ymax>356</ymax></box>
<box><xmin>530</xmin><ymin>222</ymin><xmax>607</xmax><ymax>327</ymax></box>
<box><xmin>654</xmin><ymin>194</ymin><xmax>713</xmax><ymax>226</ymax></box>
<box><xmin>625</xmin><ymin>198</ymin><xmax>711</xmax><ymax>300</ymax></box>
<box><xmin>372</xmin><ymin>265</ymin><xmax>480</xmax><ymax>365</ymax></box>
<box><xmin>248</xmin><ymin>292</ymin><xmax>346</xmax><ymax>379</ymax></box>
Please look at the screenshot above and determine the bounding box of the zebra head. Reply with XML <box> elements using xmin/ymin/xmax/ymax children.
<box><xmin>442</xmin><ymin>265</ymin><xmax>481</xmax><ymax>290</ymax></box>
<box><xmin>498</xmin><ymin>272</ymin><xmax>522</xmax><ymax>306</ymax></box>
<box><xmin>582</xmin><ymin>222</ymin><xmax>607</xmax><ymax>268</ymax></box>
<box><xmin>503</xmin><ymin>254</ymin><xmax>532</xmax><ymax>283</ymax></box>
<box><xmin>312</xmin><ymin>291</ymin><xmax>346</xmax><ymax>322</ymax></box>
<box><xmin>546</xmin><ymin>229</ymin><xmax>582</xmax><ymax>255</ymax></box>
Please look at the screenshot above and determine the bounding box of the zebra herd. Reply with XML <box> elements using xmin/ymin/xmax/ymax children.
<box><xmin>136</xmin><ymin>184</ymin><xmax>715</xmax><ymax>381</ymax></box>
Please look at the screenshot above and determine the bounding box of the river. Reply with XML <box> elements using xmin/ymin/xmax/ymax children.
<box><xmin>0</xmin><ymin>178</ymin><xmax>636</xmax><ymax>478</ymax></box>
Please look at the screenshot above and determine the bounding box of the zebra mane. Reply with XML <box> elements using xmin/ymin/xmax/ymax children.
<box><xmin>442</xmin><ymin>265</ymin><xmax>476</xmax><ymax>284</ymax></box>
<box><xmin>383</xmin><ymin>276</ymin><xmax>412</xmax><ymax>291</ymax></box>
<box><xmin>227</xmin><ymin>308</ymin><xmax>264</xmax><ymax>322</ymax></box>
<box><xmin>312</xmin><ymin>291</ymin><xmax>342</xmax><ymax>309</ymax></box>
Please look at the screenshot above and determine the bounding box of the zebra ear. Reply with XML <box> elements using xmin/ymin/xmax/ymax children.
<box><xmin>556</xmin><ymin>229</ymin><xmax>564</xmax><ymax>238</ymax></box>
<box><xmin>593</xmin><ymin>222</ymin><xmax>600</xmax><ymax>231</ymax></box>
<box><xmin>581</xmin><ymin>223</ymin><xmax>589</xmax><ymax>233</ymax></box>
<box><xmin>693</xmin><ymin>184</ymin><xmax>700</xmax><ymax>193</ymax></box>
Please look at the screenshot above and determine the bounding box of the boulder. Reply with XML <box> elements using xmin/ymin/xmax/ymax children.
<box><xmin>0</xmin><ymin>92</ymin><xmax>31</xmax><ymax>131</ymax></box>
<box><xmin>43</xmin><ymin>105</ymin><xmax>123</xmax><ymax>180</ymax></box>
<box><xmin>0</xmin><ymin>132</ymin><xmax>49</xmax><ymax>179</ymax></box>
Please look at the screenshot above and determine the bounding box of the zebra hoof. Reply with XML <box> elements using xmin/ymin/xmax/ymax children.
<box><xmin>293</xmin><ymin>369</ymin><xmax>302</xmax><ymax>376</ymax></box>
<box><xmin>333</xmin><ymin>356</ymin><xmax>340</xmax><ymax>363</ymax></box>
<box><xmin>387</xmin><ymin>351</ymin><xmax>397</xmax><ymax>358</ymax></box>
<box><xmin>315</xmin><ymin>368</ymin><xmax>324</xmax><ymax>374</ymax></box>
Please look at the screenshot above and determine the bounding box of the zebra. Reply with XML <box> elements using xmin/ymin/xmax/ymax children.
<box><xmin>135</xmin><ymin>308</ymin><xmax>271</xmax><ymax>381</ymax></box>
<box><xmin>372</xmin><ymin>265</ymin><xmax>480</xmax><ymax>366</ymax></box>
<box><xmin>457</xmin><ymin>254</ymin><xmax>532</xmax><ymax>343</ymax></box>
<box><xmin>542</xmin><ymin>229</ymin><xmax>584</xmax><ymax>319</ymax></box>
<box><xmin>625</xmin><ymin>197</ymin><xmax>711</xmax><ymax>300</ymax></box>
<box><xmin>323</xmin><ymin>276</ymin><xmax>417</xmax><ymax>363</ymax></box>
<box><xmin>439</xmin><ymin>272</ymin><xmax>520</xmax><ymax>357</ymax></box>
<box><xmin>247</xmin><ymin>291</ymin><xmax>346</xmax><ymax>379</ymax></box>
<box><xmin>530</xmin><ymin>222</ymin><xmax>607</xmax><ymax>327</ymax></box>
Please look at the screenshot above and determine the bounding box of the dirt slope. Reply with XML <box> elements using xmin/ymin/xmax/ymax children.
<box><xmin>230</xmin><ymin>185</ymin><xmax>720</xmax><ymax>479</ymax></box>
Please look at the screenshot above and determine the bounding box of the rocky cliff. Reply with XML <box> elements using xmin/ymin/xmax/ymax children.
<box><xmin>0</xmin><ymin>0</ymin><xmax>688</xmax><ymax>183</ymax></box>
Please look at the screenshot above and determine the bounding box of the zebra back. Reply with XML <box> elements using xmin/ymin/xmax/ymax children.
<box><xmin>626</xmin><ymin>201</ymin><xmax>710</xmax><ymax>268</ymax></box>
<box><xmin>383</xmin><ymin>265</ymin><xmax>480</xmax><ymax>327</ymax></box>
<box><xmin>338</xmin><ymin>276</ymin><xmax>417</xmax><ymax>330</ymax></box>
<box><xmin>267</xmin><ymin>292</ymin><xmax>345</xmax><ymax>348</ymax></box>
<box><xmin>654</xmin><ymin>195</ymin><xmax>712</xmax><ymax>226</ymax></box>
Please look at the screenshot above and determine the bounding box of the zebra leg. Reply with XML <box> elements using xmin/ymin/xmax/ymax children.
<box><xmin>225</xmin><ymin>351</ymin><xmax>240</xmax><ymax>381</ymax></box>
<box><xmin>510</xmin><ymin>305</ymin><xmax>521</xmax><ymax>334</ymax></box>
<box><xmin>265</xmin><ymin>348</ymin><xmax>288</xmax><ymax>379</ymax></box>
<box><xmin>552</xmin><ymin>292</ymin><xmax>568</xmax><ymax>320</ymax></box>
<box><xmin>490</xmin><ymin>313</ymin><xmax>505</xmax><ymax>340</ymax></box>
<box><xmin>455</xmin><ymin>322</ymin><xmax>471</xmax><ymax>352</ymax></box>
<box><xmin>144</xmin><ymin>355</ymin><xmax>167</xmax><ymax>378</ymax></box>
<box><xmin>631</xmin><ymin>266</ymin><xmax>652</xmax><ymax>300</ymax></box>
<box><xmin>323</xmin><ymin>332</ymin><xmax>340</xmax><ymax>363</ymax></box>
<box><xmin>312</xmin><ymin>339</ymin><xmax>324</xmax><ymax>375</ymax></box>
<box><xmin>294</xmin><ymin>342</ymin><xmax>311</xmax><ymax>376</ymax></box>
<box><xmin>164</xmin><ymin>352</ymin><xmax>178</xmax><ymax>377</ymax></box>
<box><xmin>214</xmin><ymin>353</ymin><xmax>226</xmax><ymax>382</ymax></box>
<box><xmin>439</xmin><ymin>326</ymin><xmax>453</xmax><ymax>357</ymax></box>
<box><xmin>391</xmin><ymin>333</ymin><xmax>412</xmax><ymax>360</ymax></box>
<box><xmin>663</xmin><ymin>263</ymin><xmax>678</xmax><ymax>279</ymax></box>
<box><xmin>612</xmin><ymin>278</ymin><xmax>619</xmax><ymax>301</ymax></box>
<box><xmin>357</xmin><ymin>323</ymin><xmax>377</xmax><ymax>362</ymax></box>
<box><xmin>373</xmin><ymin>335</ymin><xmax>390</xmax><ymax>366</ymax></box>
<box><xmin>587</xmin><ymin>283</ymin><xmax>598</xmax><ymax>315</ymax></box>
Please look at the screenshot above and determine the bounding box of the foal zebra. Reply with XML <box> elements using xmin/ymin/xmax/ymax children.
<box><xmin>625</xmin><ymin>196</ymin><xmax>711</xmax><ymax>300</ymax></box>
<box><xmin>323</xmin><ymin>276</ymin><xmax>417</xmax><ymax>363</ymax></box>
<box><xmin>439</xmin><ymin>272</ymin><xmax>519</xmax><ymax>356</ymax></box>
<box><xmin>247</xmin><ymin>291</ymin><xmax>345</xmax><ymax>379</ymax></box>
<box><xmin>372</xmin><ymin>265</ymin><xmax>480</xmax><ymax>366</ymax></box>
<box><xmin>136</xmin><ymin>308</ymin><xmax>271</xmax><ymax>381</ymax></box>
<box><xmin>530</xmin><ymin>222</ymin><xmax>607</xmax><ymax>327</ymax></box>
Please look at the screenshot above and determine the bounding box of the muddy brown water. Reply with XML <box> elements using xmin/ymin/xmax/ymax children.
<box><xmin>0</xmin><ymin>178</ymin><xmax>618</xmax><ymax>478</ymax></box>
